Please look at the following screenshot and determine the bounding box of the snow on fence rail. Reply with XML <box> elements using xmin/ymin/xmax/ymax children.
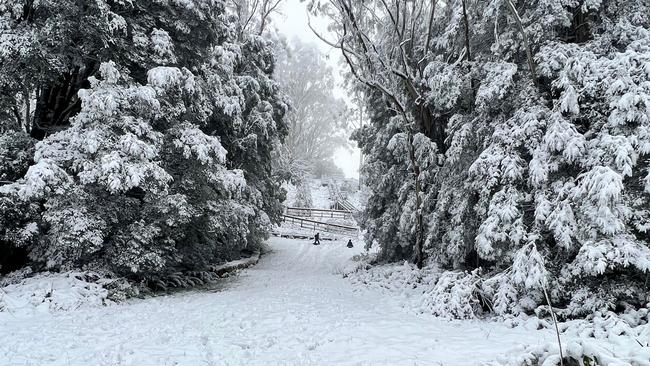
<box><xmin>281</xmin><ymin>215</ymin><xmax>358</xmax><ymax>236</ymax></box>
<box><xmin>285</xmin><ymin>206</ymin><xmax>354</xmax><ymax>219</ymax></box>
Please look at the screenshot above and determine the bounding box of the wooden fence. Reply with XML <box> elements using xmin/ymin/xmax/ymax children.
<box><xmin>281</xmin><ymin>215</ymin><xmax>358</xmax><ymax>236</ymax></box>
<box><xmin>285</xmin><ymin>207</ymin><xmax>354</xmax><ymax>220</ymax></box>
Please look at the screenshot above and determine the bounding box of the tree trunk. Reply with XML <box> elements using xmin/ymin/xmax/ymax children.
<box><xmin>408</xmin><ymin>131</ymin><xmax>425</xmax><ymax>269</ymax></box>
<box><xmin>30</xmin><ymin>62</ymin><xmax>97</xmax><ymax>140</ymax></box>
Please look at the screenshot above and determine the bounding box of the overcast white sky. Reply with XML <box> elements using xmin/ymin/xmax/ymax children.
<box><xmin>272</xmin><ymin>0</ymin><xmax>362</xmax><ymax>179</ymax></box>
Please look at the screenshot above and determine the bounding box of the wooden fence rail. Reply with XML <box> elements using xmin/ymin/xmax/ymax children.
<box><xmin>285</xmin><ymin>206</ymin><xmax>354</xmax><ymax>219</ymax></box>
<box><xmin>282</xmin><ymin>215</ymin><xmax>358</xmax><ymax>236</ymax></box>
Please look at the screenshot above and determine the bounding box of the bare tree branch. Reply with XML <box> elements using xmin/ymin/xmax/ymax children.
<box><xmin>505</xmin><ymin>0</ymin><xmax>539</xmax><ymax>87</ymax></box>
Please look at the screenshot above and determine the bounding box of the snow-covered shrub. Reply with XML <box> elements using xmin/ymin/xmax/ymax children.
<box><xmin>353</xmin><ymin>113</ymin><xmax>440</xmax><ymax>262</ymax></box>
<box><xmin>201</xmin><ymin>34</ymin><xmax>289</xmax><ymax>251</ymax></box>
<box><xmin>347</xmin><ymin>260</ymin><xmax>437</xmax><ymax>294</ymax></box>
<box><xmin>347</xmin><ymin>260</ymin><xmax>484</xmax><ymax>319</ymax></box>
<box><xmin>489</xmin><ymin>310</ymin><xmax>650</xmax><ymax>366</ymax></box>
<box><xmin>420</xmin><ymin>270</ymin><xmax>482</xmax><ymax>320</ymax></box>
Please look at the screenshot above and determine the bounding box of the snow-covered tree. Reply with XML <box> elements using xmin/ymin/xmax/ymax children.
<box><xmin>275</xmin><ymin>38</ymin><xmax>349</xmax><ymax>179</ymax></box>
<box><xmin>0</xmin><ymin>0</ymin><xmax>288</xmax><ymax>278</ymax></box>
<box><xmin>293</xmin><ymin>180</ymin><xmax>313</xmax><ymax>208</ymax></box>
<box><xmin>313</xmin><ymin>0</ymin><xmax>650</xmax><ymax>317</ymax></box>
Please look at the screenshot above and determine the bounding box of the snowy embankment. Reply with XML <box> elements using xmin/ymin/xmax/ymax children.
<box><xmin>0</xmin><ymin>270</ymin><xmax>113</xmax><ymax>316</ymax></box>
<box><xmin>0</xmin><ymin>253</ymin><xmax>262</xmax><ymax>317</ymax></box>
<box><xmin>0</xmin><ymin>237</ymin><xmax>555</xmax><ymax>366</ymax></box>
<box><xmin>347</xmin><ymin>262</ymin><xmax>650</xmax><ymax>365</ymax></box>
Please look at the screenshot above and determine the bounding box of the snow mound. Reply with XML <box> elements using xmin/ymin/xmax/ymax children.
<box><xmin>488</xmin><ymin>310</ymin><xmax>650</xmax><ymax>366</ymax></box>
<box><xmin>350</xmin><ymin>263</ymin><xmax>650</xmax><ymax>364</ymax></box>
<box><xmin>0</xmin><ymin>271</ymin><xmax>112</xmax><ymax>316</ymax></box>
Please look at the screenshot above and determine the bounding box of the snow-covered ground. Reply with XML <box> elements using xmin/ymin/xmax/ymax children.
<box><xmin>0</xmin><ymin>237</ymin><xmax>553</xmax><ymax>366</ymax></box>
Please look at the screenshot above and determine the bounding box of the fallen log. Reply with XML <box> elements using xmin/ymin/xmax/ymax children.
<box><xmin>208</xmin><ymin>251</ymin><xmax>261</xmax><ymax>277</ymax></box>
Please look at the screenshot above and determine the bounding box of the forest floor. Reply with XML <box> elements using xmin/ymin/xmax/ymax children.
<box><xmin>0</xmin><ymin>236</ymin><xmax>554</xmax><ymax>366</ymax></box>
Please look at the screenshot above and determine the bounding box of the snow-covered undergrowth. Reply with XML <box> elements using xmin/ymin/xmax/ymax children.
<box><xmin>346</xmin><ymin>260</ymin><xmax>484</xmax><ymax>319</ymax></box>
<box><xmin>0</xmin><ymin>269</ymin><xmax>119</xmax><ymax>315</ymax></box>
<box><xmin>491</xmin><ymin>310</ymin><xmax>650</xmax><ymax>366</ymax></box>
<box><xmin>347</xmin><ymin>260</ymin><xmax>650</xmax><ymax>365</ymax></box>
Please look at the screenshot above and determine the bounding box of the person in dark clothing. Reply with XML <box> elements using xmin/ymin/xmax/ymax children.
<box><xmin>313</xmin><ymin>232</ymin><xmax>320</xmax><ymax>245</ymax></box>
<box><xmin>347</xmin><ymin>239</ymin><xmax>354</xmax><ymax>248</ymax></box>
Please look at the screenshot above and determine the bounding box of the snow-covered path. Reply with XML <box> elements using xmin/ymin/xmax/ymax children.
<box><xmin>0</xmin><ymin>237</ymin><xmax>551</xmax><ymax>366</ymax></box>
